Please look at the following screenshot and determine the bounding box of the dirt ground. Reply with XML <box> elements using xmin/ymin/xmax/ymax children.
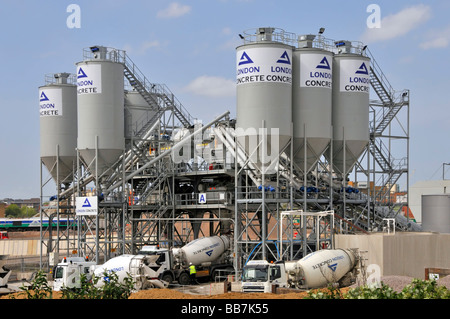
<box><xmin>2</xmin><ymin>275</ymin><xmax>449</xmax><ymax>300</ymax></box>
<box><xmin>128</xmin><ymin>288</ymin><xmax>317</xmax><ymax>299</ymax></box>
<box><xmin>0</xmin><ymin>288</ymin><xmax>324</xmax><ymax>300</ymax></box>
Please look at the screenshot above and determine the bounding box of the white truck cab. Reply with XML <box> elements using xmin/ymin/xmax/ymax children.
<box><xmin>53</xmin><ymin>257</ymin><xmax>96</xmax><ymax>291</ymax></box>
<box><xmin>241</xmin><ymin>260</ymin><xmax>288</xmax><ymax>293</ymax></box>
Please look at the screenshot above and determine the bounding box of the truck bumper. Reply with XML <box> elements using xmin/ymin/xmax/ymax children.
<box><xmin>242</xmin><ymin>285</ymin><xmax>266</xmax><ymax>293</ymax></box>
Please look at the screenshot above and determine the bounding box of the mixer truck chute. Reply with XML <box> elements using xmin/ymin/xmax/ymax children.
<box><xmin>241</xmin><ymin>248</ymin><xmax>359</xmax><ymax>293</ymax></box>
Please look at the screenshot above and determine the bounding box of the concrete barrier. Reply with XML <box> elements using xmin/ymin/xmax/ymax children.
<box><xmin>0</xmin><ymin>240</ymin><xmax>42</xmax><ymax>256</ymax></box>
<box><xmin>336</xmin><ymin>232</ymin><xmax>450</xmax><ymax>279</ymax></box>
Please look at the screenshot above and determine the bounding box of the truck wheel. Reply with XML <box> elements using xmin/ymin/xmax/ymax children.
<box><xmin>161</xmin><ymin>273</ymin><xmax>173</xmax><ymax>284</ymax></box>
<box><xmin>178</xmin><ymin>272</ymin><xmax>190</xmax><ymax>285</ymax></box>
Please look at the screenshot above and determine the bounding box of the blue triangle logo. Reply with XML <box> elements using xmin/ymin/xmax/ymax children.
<box><xmin>355</xmin><ymin>62</ymin><xmax>368</xmax><ymax>75</ymax></box>
<box><xmin>328</xmin><ymin>263</ymin><xmax>338</xmax><ymax>272</ymax></box>
<box><xmin>316</xmin><ymin>56</ymin><xmax>330</xmax><ymax>70</ymax></box>
<box><xmin>82</xmin><ymin>198</ymin><xmax>91</xmax><ymax>207</ymax></box>
<box><xmin>77</xmin><ymin>67</ymin><xmax>88</xmax><ymax>78</ymax></box>
<box><xmin>40</xmin><ymin>91</ymin><xmax>49</xmax><ymax>102</ymax></box>
<box><xmin>277</xmin><ymin>51</ymin><xmax>291</xmax><ymax>65</ymax></box>
<box><xmin>205</xmin><ymin>250</ymin><xmax>213</xmax><ymax>257</ymax></box>
<box><xmin>238</xmin><ymin>51</ymin><xmax>253</xmax><ymax>65</ymax></box>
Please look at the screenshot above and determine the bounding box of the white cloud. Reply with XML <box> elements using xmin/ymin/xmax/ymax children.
<box><xmin>123</xmin><ymin>40</ymin><xmax>165</xmax><ymax>55</ymax></box>
<box><xmin>184</xmin><ymin>75</ymin><xmax>235</xmax><ymax>98</ymax></box>
<box><xmin>222</xmin><ymin>27</ymin><xmax>232</xmax><ymax>35</ymax></box>
<box><xmin>157</xmin><ymin>2</ymin><xmax>191</xmax><ymax>18</ymax></box>
<box><xmin>219</xmin><ymin>37</ymin><xmax>242</xmax><ymax>51</ymax></box>
<box><xmin>420</xmin><ymin>26</ymin><xmax>450</xmax><ymax>49</ymax></box>
<box><xmin>361</xmin><ymin>4</ymin><xmax>431</xmax><ymax>43</ymax></box>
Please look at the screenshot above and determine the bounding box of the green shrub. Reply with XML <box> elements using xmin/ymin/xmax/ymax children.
<box><xmin>304</xmin><ymin>284</ymin><xmax>344</xmax><ymax>299</ymax></box>
<box><xmin>61</xmin><ymin>270</ymin><xmax>135</xmax><ymax>299</ymax></box>
<box><xmin>15</xmin><ymin>270</ymin><xmax>53</xmax><ymax>299</ymax></box>
<box><xmin>305</xmin><ymin>279</ymin><xmax>450</xmax><ymax>299</ymax></box>
<box><xmin>400</xmin><ymin>279</ymin><xmax>450</xmax><ymax>299</ymax></box>
<box><xmin>344</xmin><ymin>282</ymin><xmax>399</xmax><ymax>299</ymax></box>
<box><xmin>14</xmin><ymin>269</ymin><xmax>134</xmax><ymax>299</ymax></box>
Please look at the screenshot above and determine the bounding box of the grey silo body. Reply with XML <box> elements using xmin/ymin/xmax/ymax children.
<box><xmin>39</xmin><ymin>73</ymin><xmax>77</xmax><ymax>183</ymax></box>
<box><xmin>76</xmin><ymin>56</ymin><xmax>125</xmax><ymax>177</ymax></box>
<box><xmin>236</xmin><ymin>29</ymin><xmax>293</xmax><ymax>173</ymax></box>
<box><xmin>422</xmin><ymin>194</ymin><xmax>450</xmax><ymax>233</ymax></box>
<box><xmin>292</xmin><ymin>42</ymin><xmax>332</xmax><ymax>173</ymax></box>
<box><xmin>124</xmin><ymin>90</ymin><xmax>156</xmax><ymax>138</ymax></box>
<box><xmin>326</xmin><ymin>50</ymin><xmax>370</xmax><ymax>176</ymax></box>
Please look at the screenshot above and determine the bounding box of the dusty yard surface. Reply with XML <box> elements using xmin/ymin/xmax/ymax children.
<box><xmin>2</xmin><ymin>275</ymin><xmax>449</xmax><ymax>299</ymax></box>
<box><xmin>1</xmin><ymin>288</ymin><xmax>315</xmax><ymax>299</ymax></box>
<box><xmin>128</xmin><ymin>288</ymin><xmax>316</xmax><ymax>299</ymax></box>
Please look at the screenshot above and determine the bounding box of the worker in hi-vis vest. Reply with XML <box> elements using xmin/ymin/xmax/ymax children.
<box><xmin>189</xmin><ymin>263</ymin><xmax>196</xmax><ymax>284</ymax></box>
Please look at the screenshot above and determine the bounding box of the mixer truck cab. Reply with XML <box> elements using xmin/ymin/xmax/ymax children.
<box><xmin>241</xmin><ymin>260</ymin><xmax>289</xmax><ymax>293</ymax></box>
<box><xmin>53</xmin><ymin>257</ymin><xmax>96</xmax><ymax>291</ymax></box>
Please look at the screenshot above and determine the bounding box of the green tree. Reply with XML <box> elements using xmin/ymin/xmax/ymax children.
<box><xmin>5</xmin><ymin>204</ymin><xmax>21</xmax><ymax>218</ymax></box>
<box><xmin>21</xmin><ymin>206</ymin><xmax>37</xmax><ymax>217</ymax></box>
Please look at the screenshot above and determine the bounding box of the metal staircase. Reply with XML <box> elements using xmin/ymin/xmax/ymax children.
<box><xmin>135</xmin><ymin>168</ymin><xmax>168</xmax><ymax>205</ymax></box>
<box><xmin>364</xmin><ymin>48</ymin><xmax>410</xmax><ymax>230</ymax></box>
<box><xmin>367</xmin><ymin>48</ymin><xmax>406</xmax><ymax>136</ymax></box>
<box><xmin>122</xmin><ymin>56</ymin><xmax>193</xmax><ymax>129</ymax></box>
<box><xmin>95</xmin><ymin>47</ymin><xmax>194</xmax><ymax>129</ymax></box>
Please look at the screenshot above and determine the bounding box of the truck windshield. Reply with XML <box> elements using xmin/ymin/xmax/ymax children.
<box><xmin>242</xmin><ymin>266</ymin><xmax>268</xmax><ymax>282</ymax></box>
<box><xmin>54</xmin><ymin>266</ymin><xmax>64</xmax><ymax>279</ymax></box>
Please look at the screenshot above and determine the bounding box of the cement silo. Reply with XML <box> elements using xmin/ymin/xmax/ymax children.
<box><xmin>422</xmin><ymin>194</ymin><xmax>450</xmax><ymax>233</ymax></box>
<box><xmin>292</xmin><ymin>35</ymin><xmax>332</xmax><ymax>173</ymax></box>
<box><xmin>76</xmin><ymin>46</ymin><xmax>125</xmax><ymax>177</ymax></box>
<box><xmin>326</xmin><ymin>41</ymin><xmax>370</xmax><ymax>176</ymax></box>
<box><xmin>39</xmin><ymin>73</ymin><xmax>77</xmax><ymax>184</ymax></box>
<box><xmin>124</xmin><ymin>90</ymin><xmax>156</xmax><ymax>138</ymax></box>
<box><xmin>236</xmin><ymin>28</ymin><xmax>293</xmax><ymax>174</ymax></box>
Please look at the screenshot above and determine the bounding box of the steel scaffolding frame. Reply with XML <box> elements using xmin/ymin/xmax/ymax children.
<box><xmin>39</xmin><ymin>40</ymin><xmax>415</xmax><ymax>274</ymax></box>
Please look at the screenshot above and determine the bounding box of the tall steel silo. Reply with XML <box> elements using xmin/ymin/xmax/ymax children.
<box><xmin>326</xmin><ymin>41</ymin><xmax>370</xmax><ymax>176</ymax></box>
<box><xmin>124</xmin><ymin>90</ymin><xmax>156</xmax><ymax>138</ymax></box>
<box><xmin>76</xmin><ymin>46</ymin><xmax>125</xmax><ymax>177</ymax></box>
<box><xmin>422</xmin><ymin>194</ymin><xmax>450</xmax><ymax>233</ymax></box>
<box><xmin>236</xmin><ymin>28</ymin><xmax>293</xmax><ymax>174</ymax></box>
<box><xmin>292</xmin><ymin>35</ymin><xmax>332</xmax><ymax>173</ymax></box>
<box><xmin>39</xmin><ymin>73</ymin><xmax>77</xmax><ymax>184</ymax></box>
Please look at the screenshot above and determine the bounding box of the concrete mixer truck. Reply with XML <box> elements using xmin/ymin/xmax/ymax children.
<box><xmin>53</xmin><ymin>235</ymin><xmax>233</xmax><ymax>291</ymax></box>
<box><xmin>138</xmin><ymin>235</ymin><xmax>234</xmax><ymax>285</ymax></box>
<box><xmin>241</xmin><ymin>248</ymin><xmax>359</xmax><ymax>293</ymax></box>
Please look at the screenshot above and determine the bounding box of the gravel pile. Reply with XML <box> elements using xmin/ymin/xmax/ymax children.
<box><xmin>437</xmin><ymin>275</ymin><xmax>450</xmax><ymax>289</ymax></box>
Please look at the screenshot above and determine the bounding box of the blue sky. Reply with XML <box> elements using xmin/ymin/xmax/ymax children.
<box><xmin>1</xmin><ymin>0</ymin><xmax>449</xmax><ymax>199</ymax></box>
